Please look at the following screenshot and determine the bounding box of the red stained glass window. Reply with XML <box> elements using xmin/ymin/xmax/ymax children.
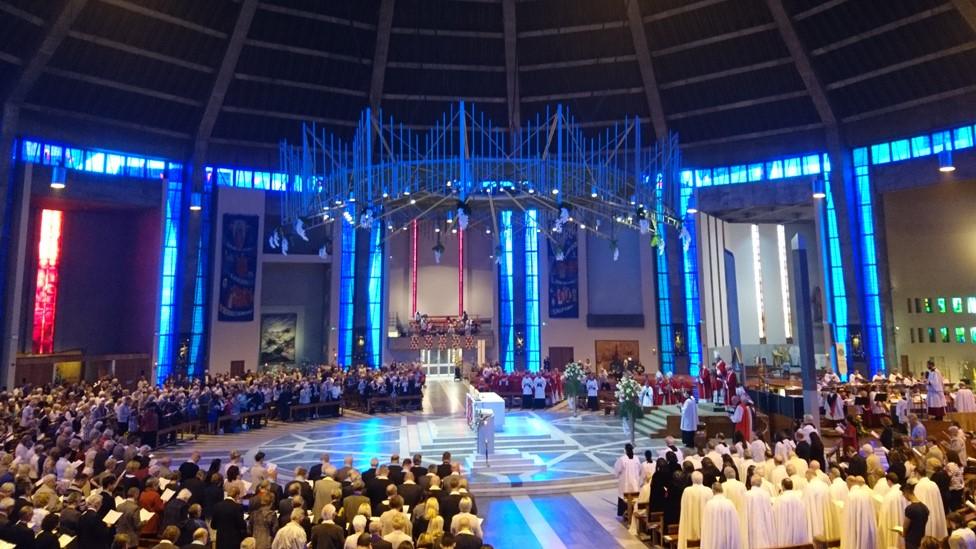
<box><xmin>32</xmin><ymin>209</ymin><xmax>63</xmax><ymax>354</ymax></box>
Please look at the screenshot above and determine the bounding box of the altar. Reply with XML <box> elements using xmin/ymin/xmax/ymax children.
<box><xmin>466</xmin><ymin>390</ymin><xmax>506</xmax><ymax>431</ymax></box>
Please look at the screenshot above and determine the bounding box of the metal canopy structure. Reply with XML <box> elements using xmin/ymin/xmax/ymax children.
<box><xmin>275</xmin><ymin>101</ymin><xmax>682</xmax><ymax>252</ymax></box>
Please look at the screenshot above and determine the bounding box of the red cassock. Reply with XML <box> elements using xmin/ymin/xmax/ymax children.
<box><xmin>725</xmin><ymin>370</ymin><xmax>738</xmax><ymax>406</ymax></box>
<box><xmin>699</xmin><ymin>368</ymin><xmax>712</xmax><ymax>400</ymax></box>
<box><xmin>653</xmin><ymin>378</ymin><xmax>665</xmax><ymax>405</ymax></box>
<box><xmin>733</xmin><ymin>402</ymin><xmax>752</xmax><ymax>442</ymax></box>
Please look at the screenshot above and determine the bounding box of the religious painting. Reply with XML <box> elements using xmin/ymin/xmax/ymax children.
<box><xmin>218</xmin><ymin>214</ymin><xmax>259</xmax><ymax>321</ymax></box>
<box><xmin>260</xmin><ymin>313</ymin><xmax>297</xmax><ymax>364</ymax></box>
<box><xmin>594</xmin><ymin>340</ymin><xmax>640</xmax><ymax>373</ymax></box>
<box><xmin>548</xmin><ymin>226</ymin><xmax>579</xmax><ymax>318</ymax></box>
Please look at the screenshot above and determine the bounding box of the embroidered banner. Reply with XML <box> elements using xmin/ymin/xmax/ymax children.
<box><xmin>218</xmin><ymin>214</ymin><xmax>259</xmax><ymax>322</ymax></box>
<box><xmin>548</xmin><ymin>227</ymin><xmax>579</xmax><ymax>318</ymax></box>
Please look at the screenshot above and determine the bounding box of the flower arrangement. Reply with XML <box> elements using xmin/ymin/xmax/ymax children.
<box><xmin>562</xmin><ymin>362</ymin><xmax>587</xmax><ymax>398</ymax></box>
<box><xmin>615</xmin><ymin>375</ymin><xmax>644</xmax><ymax>420</ymax></box>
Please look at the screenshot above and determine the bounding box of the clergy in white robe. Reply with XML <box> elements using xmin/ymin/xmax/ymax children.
<box><xmin>722</xmin><ymin>468</ymin><xmax>748</xmax><ymax>543</ymax></box>
<box><xmin>877</xmin><ymin>483</ymin><xmax>907</xmax><ymax>549</ymax></box>
<box><xmin>955</xmin><ymin>383</ymin><xmax>976</xmax><ymax>413</ymax></box>
<box><xmin>749</xmin><ymin>439</ymin><xmax>768</xmax><ymax>463</ymax></box>
<box><xmin>772</xmin><ymin>479</ymin><xmax>812</xmax><ymax>546</ymax></box>
<box><xmin>802</xmin><ymin>475</ymin><xmax>834</xmax><ymax>541</ymax></box>
<box><xmin>678</xmin><ymin>472</ymin><xmax>713</xmax><ymax>549</ymax></box>
<box><xmin>840</xmin><ymin>483</ymin><xmax>877</xmax><ymax>549</ymax></box>
<box><xmin>613</xmin><ymin>444</ymin><xmax>642</xmax><ymax>517</ymax></box>
<box><xmin>746</xmin><ymin>475</ymin><xmax>776</xmax><ymax>549</ymax></box>
<box><xmin>700</xmin><ymin>485</ymin><xmax>743</xmax><ymax>549</ymax></box>
<box><xmin>915</xmin><ymin>476</ymin><xmax>948</xmax><ymax>538</ymax></box>
<box><xmin>948</xmin><ymin>528</ymin><xmax>976</xmax><ymax>549</ymax></box>
<box><xmin>926</xmin><ymin>361</ymin><xmax>947</xmax><ymax>419</ymax></box>
<box><xmin>680</xmin><ymin>395</ymin><xmax>699</xmax><ymax>448</ymax></box>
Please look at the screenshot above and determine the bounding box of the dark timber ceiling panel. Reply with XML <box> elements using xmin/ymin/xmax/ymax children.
<box><xmin>5</xmin><ymin>0</ymin><xmax>976</xmax><ymax>166</ymax></box>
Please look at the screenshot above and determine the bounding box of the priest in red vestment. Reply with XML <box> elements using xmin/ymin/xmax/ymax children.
<box><xmin>730</xmin><ymin>396</ymin><xmax>753</xmax><ymax>442</ymax></box>
<box><xmin>699</xmin><ymin>366</ymin><xmax>712</xmax><ymax>401</ymax></box>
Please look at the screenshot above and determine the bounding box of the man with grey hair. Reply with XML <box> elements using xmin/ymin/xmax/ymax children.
<box><xmin>184</xmin><ymin>527</ymin><xmax>209</xmax><ymax>547</ymax></box>
<box><xmin>310</xmin><ymin>504</ymin><xmax>344</xmax><ymax>549</ymax></box>
<box><xmin>271</xmin><ymin>508</ymin><xmax>307</xmax><ymax>549</ymax></box>
<box><xmin>365</xmin><ymin>465</ymin><xmax>392</xmax><ymax>514</ymax></box>
<box><xmin>312</xmin><ymin>465</ymin><xmax>340</xmax><ymax>523</ymax></box>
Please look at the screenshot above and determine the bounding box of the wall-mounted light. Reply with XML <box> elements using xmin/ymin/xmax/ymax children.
<box><xmin>685</xmin><ymin>192</ymin><xmax>698</xmax><ymax>214</ymax></box>
<box><xmin>189</xmin><ymin>192</ymin><xmax>202</xmax><ymax>211</ymax></box>
<box><xmin>812</xmin><ymin>177</ymin><xmax>826</xmax><ymax>199</ymax></box>
<box><xmin>939</xmin><ymin>149</ymin><xmax>955</xmax><ymax>172</ymax></box>
<box><xmin>50</xmin><ymin>166</ymin><xmax>66</xmax><ymax>189</ymax></box>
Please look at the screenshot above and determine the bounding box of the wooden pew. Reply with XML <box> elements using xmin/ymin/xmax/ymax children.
<box><xmin>289</xmin><ymin>400</ymin><xmax>342</xmax><ymax>420</ymax></box>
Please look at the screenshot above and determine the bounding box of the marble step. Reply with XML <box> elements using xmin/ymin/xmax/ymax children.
<box><xmin>417</xmin><ymin>439</ymin><xmax>577</xmax><ymax>453</ymax></box>
<box><xmin>464</xmin><ymin>450</ymin><xmax>546</xmax><ymax>474</ymax></box>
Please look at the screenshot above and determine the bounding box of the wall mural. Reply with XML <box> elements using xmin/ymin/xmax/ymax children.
<box><xmin>548</xmin><ymin>225</ymin><xmax>579</xmax><ymax>318</ymax></box>
<box><xmin>260</xmin><ymin>313</ymin><xmax>297</xmax><ymax>364</ymax></box>
<box><xmin>594</xmin><ymin>340</ymin><xmax>640</xmax><ymax>373</ymax></box>
<box><xmin>218</xmin><ymin>214</ymin><xmax>259</xmax><ymax>322</ymax></box>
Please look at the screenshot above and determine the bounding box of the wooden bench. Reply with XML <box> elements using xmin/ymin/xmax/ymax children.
<box><xmin>366</xmin><ymin>394</ymin><xmax>423</xmax><ymax>414</ymax></box>
<box><xmin>289</xmin><ymin>400</ymin><xmax>342</xmax><ymax>420</ymax></box>
<box><xmin>154</xmin><ymin>421</ymin><xmax>200</xmax><ymax>448</ymax></box>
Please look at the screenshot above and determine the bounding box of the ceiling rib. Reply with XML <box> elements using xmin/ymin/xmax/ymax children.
<box><xmin>502</xmin><ymin>0</ymin><xmax>520</xmax><ymax>131</ymax></box>
<box><xmin>651</xmin><ymin>23</ymin><xmax>776</xmax><ymax>57</ymax></box>
<box><xmin>68</xmin><ymin>30</ymin><xmax>214</xmax><ymax>73</ymax></box>
<box><xmin>766</xmin><ymin>0</ymin><xmax>837</xmax><ymax>126</ymax></box>
<box><xmin>245</xmin><ymin>39</ymin><xmax>371</xmax><ymax>65</ymax></box>
<box><xmin>683</xmin><ymin>122</ymin><xmax>824</xmax><ymax>148</ymax></box>
<box><xmin>0</xmin><ymin>1</ymin><xmax>44</xmax><ymax>25</ymax></box>
<box><xmin>520</xmin><ymin>55</ymin><xmax>637</xmax><ymax>72</ymax></box>
<box><xmin>235</xmin><ymin>73</ymin><xmax>365</xmax><ymax>98</ymax></box>
<box><xmin>369</xmin><ymin>0</ymin><xmax>395</xmax><ymax>112</ymax></box>
<box><xmin>522</xmin><ymin>87</ymin><xmax>644</xmax><ymax>103</ymax></box>
<box><xmin>192</xmin><ymin>0</ymin><xmax>258</xmax><ymax>183</ymax></box>
<box><xmin>842</xmin><ymin>83</ymin><xmax>976</xmax><ymax>123</ymax></box>
<box><xmin>45</xmin><ymin>67</ymin><xmax>202</xmax><ymax>106</ymax></box>
<box><xmin>811</xmin><ymin>4</ymin><xmax>955</xmax><ymax>56</ymax></box>
<box><xmin>659</xmin><ymin>57</ymin><xmax>793</xmax><ymax>89</ymax></box>
<box><xmin>21</xmin><ymin>102</ymin><xmax>191</xmax><ymax>138</ymax></box>
<box><xmin>667</xmin><ymin>90</ymin><xmax>808</xmax><ymax>120</ymax></box>
<box><xmin>793</xmin><ymin>0</ymin><xmax>849</xmax><ymax>21</ymax></box>
<box><xmin>255</xmin><ymin>2</ymin><xmax>375</xmax><ymax>30</ymax></box>
<box><xmin>625</xmin><ymin>0</ymin><xmax>667</xmax><ymax>140</ymax></box>
<box><xmin>96</xmin><ymin>0</ymin><xmax>227</xmax><ymax>39</ymax></box>
<box><xmin>825</xmin><ymin>41</ymin><xmax>976</xmax><ymax>90</ymax></box>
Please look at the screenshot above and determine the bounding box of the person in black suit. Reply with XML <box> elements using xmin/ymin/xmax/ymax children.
<box><xmin>365</xmin><ymin>466</ymin><xmax>393</xmax><ymax>514</ymax></box>
<box><xmin>367</xmin><ymin>521</ymin><xmax>392</xmax><ymax>549</ymax></box>
<box><xmin>436</xmin><ymin>452</ymin><xmax>453</xmax><ymax>479</ymax></box>
<box><xmin>6</xmin><ymin>506</ymin><xmax>36</xmax><ymax>549</ymax></box>
<box><xmin>454</xmin><ymin>519</ymin><xmax>483</xmax><ymax>549</ymax></box>
<box><xmin>309</xmin><ymin>504</ymin><xmax>345</xmax><ymax>549</ymax></box>
<box><xmin>210</xmin><ymin>485</ymin><xmax>247</xmax><ymax>549</ymax></box>
<box><xmin>181</xmin><ymin>470</ymin><xmax>206</xmax><ymax>507</ymax></box>
<box><xmin>284</xmin><ymin>468</ymin><xmax>314</xmax><ymax>510</ymax></box>
<box><xmin>410</xmin><ymin>454</ymin><xmax>426</xmax><ymax>482</ymax></box>
<box><xmin>97</xmin><ymin>474</ymin><xmax>118</xmax><ymax>520</ymax></box>
<box><xmin>361</xmin><ymin>458</ymin><xmax>379</xmax><ymax>485</ymax></box>
<box><xmin>398</xmin><ymin>472</ymin><xmax>423</xmax><ymax>510</ymax></box>
<box><xmin>387</xmin><ymin>455</ymin><xmax>403</xmax><ymax>485</ymax></box>
<box><xmin>309</xmin><ymin>453</ymin><xmax>331</xmax><ymax>482</ymax></box>
<box><xmin>179</xmin><ymin>452</ymin><xmax>201</xmax><ymax>483</ymax></box>
<box><xmin>34</xmin><ymin>513</ymin><xmax>62</xmax><ymax>549</ymax></box>
<box><xmin>78</xmin><ymin>494</ymin><xmax>113</xmax><ymax>548</ymax></box>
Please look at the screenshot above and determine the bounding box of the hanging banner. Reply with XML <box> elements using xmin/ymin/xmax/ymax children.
<box><xmin>218</xmin><ymin>214</ymin><xmax>259</xmax><ymax>322</ymax></box>
<box><xmin>548</xmin><ymin>227</ymin><xmax>579</xmax><ymax>318</ymax></box>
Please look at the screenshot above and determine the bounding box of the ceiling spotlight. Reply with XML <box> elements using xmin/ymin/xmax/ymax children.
<box><xmin>485</xmin><ymin>228</ymin><xmax>491</xmax><ymax>234</ymax></box>
<box><xmin>434</xmin><ymin>227</ymin><xmax>440</xmax><ymax>233</ymax></box>
<box><xmin>446</xmin><ymin>181</ymin><xmax>452</xmax><ymax>187</ymax></box>
<box><xmin>451</xmin><ymin>228</ymin><xmax>457</xmax><ymax>234</ymax></box>
<box><xmin>685</xmin><ymin>193</ymin><xmax>698</xmax><ymax>214</ymax></box>
<box><xmin>410</xmin><ymin>199</ymin><xmax>416</xmax><ymax>205</ymax></box>
<box><xmin>404</xmin><ymin>190</ymin><xmax>411</xmax><ymax>196</ymax></box>
<box><xmin>591</xmin><ymin>192</ymin><xmax>598</xmax><ymax>198</ymax></box>
<box><xmin>382</xmin><ymin>192</ymin><xmax>389</xmax><ymax>198</ymax></box>
<box><xmin>939</xmin><ymin>149</ymin><xmax>955</xmax><ymax>172</ymax></box>
<box><xmin>189</xmin><ymin>192</ymin><xmax>202</xmax><ymax>211</ymax></box>
<box><xmin>528</xmin><ymin>188</ymin><xmax>535</xmax><ymax>194</ymax></box>
<box><xmin>579</xmin><ymin>224</ymin><xmax>586</xmax><ymax>229</ymax></box>
<box><xmin>50</xmin><ymin>166</ymin><xmax>66</xmax><ymax>189</ymax></box>
<box><xmin>551</xmin><ymin>188</ymin><xmax>559</xmax><ymax>195</ymax></box>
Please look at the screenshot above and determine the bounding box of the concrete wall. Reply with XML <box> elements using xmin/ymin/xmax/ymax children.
<box><xmin>260</xmin><ymin>262</ymin><xmax>329</xmax><ymax>364</ymax></box>
<box><xmin>884</xmin><ymin>180</ymin><xmax>976</xmax><ymax>380</ymax></box>
<box><xmin>208</xmin><ymin>187</ymin><xmax>265</xmax><ymax>375</ymax></box>
<box><xmin>539</xmin><ymin>228</ymin><xmax>659</xmax><ymax>371</ymax></box>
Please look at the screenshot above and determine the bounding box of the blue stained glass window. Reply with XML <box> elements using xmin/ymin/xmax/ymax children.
<box><xmin>748</xmin><ymin>163</ymin><xmax>764</xmax><ymax>181</ymax></box>
<box><xmin>253</xmin><ymin>172</ymin><xmax>270</xmax><ymax>190</ymax></box>
<box><xmin>712</xmin><ymin>167</ymin><xmax>729</xmax><ymax>185</ymax></box>
<box><xmin>216</xmin><ymin>168</ymin><xmax>233</xmax><ymax>187</ymax></box>
<box><xmin>84</xmin><ymin>151</ymin><xmax>105</xmax><ymax>173</ymax></box>
<box><xmin>766</xmin><ymin>160</ymin><xmax>784</xmax><ymax>179</ymax></box>
<box><xmin>498</xmin><ymin>210</ymin><xmax>516</xmax><ymax>372</ymax></box>
<box><xmin>63</xmin><ymin>148</ymin><xmax>83</xmax><ymax>169</ymax></box>
<box><xmin>730</xmin><ymin>165</ymin><xmax>748</xmax><ymax>183</ymax></box>
<box><xmin>125</xmin><ymin>156</ymin><xmax>145</xmax><ymax>177</ymax></box>
<box><xmin>21</xmin><ymin>140</ymin><xmax>41</xmax><ymax>163</ymax></box>
<box><xmin>890</xmin><ymin>140</ymin><xmax>910</xmax><ymax>161</ymax></box>
<box><xmin>105</xmin><ymin>154</ymin><xmax>125</xmax><ymax>175</ymax></box>
<box><xmin>235</xmin><ymin>170</ymin><xmax>252</xmax><ymax>188</ymax></box>
<box><xmin>695</xmin><ymin>169</ymin><xmax>713</xmax><ymax>187</ymax></box>
<box><xmin>911</xmin><ymin>135</ymin><xmax>932</xmax><ymax>157</ymax></box>
<box><xmin>783</xmin><ymin>157</ymin><xmax>801</xmax><ymax>177</ymax></box>
<box><xmin>366</xmin><ymin>224</ymin><xmax>384</xmax><ymax>367</ymax></box>
<box><xmin>271</xmin><ymin>173</ymin><xmax>287</xmax><ymax>191</ymax></box>
<box><xmin>42</xmin><ymin>144</ymin><xmax>62</xmax><ymax>166</ymax></box>
<box><xmin>933</xmin><ymin>131</ymin><xmax>951</xmax><ymax>154</ymax></box>
<box><xmin>524</xmin><ymin>210</ymin><xmax>541</xmax><ymax>372</ymax></box>
<box><xmin>802</xmin><ymin>155</ymin><xmax>821</xmax><ymax>175</ymax></box>
<box><xmin>852</xmin><ymin>147</ymin><xmax>886</xmax><ymax>375</ymax></box>
<box><xmin>147</xmin><ymin>159</ymin><xmax>166</xmax><ymax>179</ymax></box>
<box><xmin>954</xmin><ymin>126</ymin><xmax>974</xmax><ymax>149</ymax></box>
<box><xmin>870</xmin><ymin>143</ymin><xmax>891</xmax><ymax>165</ymax></box>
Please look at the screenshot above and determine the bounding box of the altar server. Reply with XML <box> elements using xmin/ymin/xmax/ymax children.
<box><xmin>533</xmin><ymin>374</ymin><xmax>547</xmax><ymax>409</ymax></box>
<box><xmin>613</xmin><ymin>444</ymin><xmax>641</xmax><ymax>517</ymax></box>
<box><xmin>680</xmin><ymin>393</ymin><xmax>699</xmax><ymax>448</ymax></box>
<box><xmin>521</xmin><ymin>374</ymin><xmax>533</xmax><ymax>409</ymax></box>
<box><xmin>678</xmin><ymin>472</ymin><xmax>713</xmax><ymax>549</ymax></box>
<box><xmin>954</xmin><ymin>381</ymin><xmax>976</xmax><ymax>412</ymax></box>
<box><xmin>926</xmin><ymin>360</ymin><xmax>947</xmax><ymax>419</ymax></box>
<box><xmin>700</xmin><ymin>483</ymin><xmax>742</xmax><ymax>549</ymax></box>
